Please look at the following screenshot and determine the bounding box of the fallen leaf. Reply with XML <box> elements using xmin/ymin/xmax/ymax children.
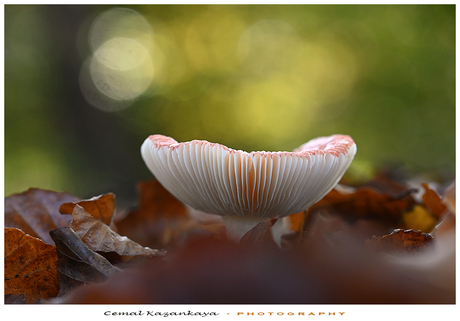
<box><xmin>296</xmin><ymin>186</ymin><xmax>417</xmax><ymax>234</ymax></box>
<box><xmin>421</xmin><ymin>183</ymin><xmax>447</xmax><ymax>218</ymax></box>
<box><xmin>4</xmin><ymin>188</ymin><xmax>79</xmax><ymax>244</ymax></box>
<box><xmin>59</xmin><ymin>238</ymin><xmax>325</xmax><ymax>304</ymax></box>
<box><xmin>70</xmin><ymin>204</ymin><xmax>163</xmax><ymax>257</ymax></box>
<box><xmin>60</xmin><ymin>228</ymin><xmax>454</xmax><ymax>304</ymax></box>
<box><xmin>115</xmin><ymin>179</ymin><xmax>195</xmax><ymax>249</ymax></box>
<box><xmin>402</xmin><ymin>205</ymin><xmax>438</xmax><ymax>233</ymax></box>
<box><xmin>365</xmin><ymin>229</ymin><xmax>433</xmax><ymax>254</ymax></box>
<box><xmin>284</xmin><ymin>211</ymin><xmax>307</xmax><ymax>234</ymax></box>
<box><xmin>4</xmin><ymin>228</ymin><xmax>59</xmax><ymax>303</ymax></box>
<box><xmin>429</xmin><ymin>180</ymin><xmax>456</xmax><ymax>238</ymax></box>
<box><xmin>60</xmin><ymin>193</ymin><xmax>116</xmax><ymax>226</ymax></box>
<box><xmin>5</xmin><ymin>171</ymin><xmax>453</xmax><ymax>305</ymax></box>
<box><xmin>283</xmin><ymin>185</ymin><xmax>417</xmax><ymax>245</ymax></box>
<box><xmin>49</xmin><ymin>227</ymin><xmax>121</xmax><ymax>296</ymax></box>
<box><xmin>298</xmin><ymin>211</ymin><xmax>389</xmax><ymax>250</ymax></box>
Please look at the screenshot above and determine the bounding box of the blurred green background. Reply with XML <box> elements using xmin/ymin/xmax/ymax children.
<box><xmin>4</xmin><ymin>5</ymin><xmax>455</xmax><ymax>203</ymax></box>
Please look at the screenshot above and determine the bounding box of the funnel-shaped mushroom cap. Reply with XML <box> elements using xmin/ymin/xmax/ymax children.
<box><xmin>141</xmin><ymin>134</ymin><xmax>356</xmax><ymax>218</ymax></box>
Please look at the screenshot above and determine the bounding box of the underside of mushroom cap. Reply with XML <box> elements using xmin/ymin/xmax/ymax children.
<box><xmin>141</xmin><ymin>134</ymin><xmax>357</xmax><ymax>218</ymax></box>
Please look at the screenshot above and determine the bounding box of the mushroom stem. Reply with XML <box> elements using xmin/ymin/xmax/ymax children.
<box><xmin>222</xmin><ymin>216</ymin><xmax>283</xmax><ymax>246</ymax></box>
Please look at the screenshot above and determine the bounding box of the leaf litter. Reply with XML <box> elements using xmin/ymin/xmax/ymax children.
<box><xmin>3</xmin><ymin>172</ymin><xmax>455</xmax><ymax>304</ymax></box>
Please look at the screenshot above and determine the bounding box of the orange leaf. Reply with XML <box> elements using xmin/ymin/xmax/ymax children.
<box><xmin>60</xmin><ymin>193</ymin><xmax>116</xmax><ymax>226</ymax></box>
<box><xmin>4</xmin><ymin>228</ymin><xmax>59</xmax><ymax>303</ymax></box>
<box><xmin>285</xmin><ymin>212</ymin><xmax>306</xmax><ymax>234</ymax></box>
<box><xmin>307</xmin><ymin>186</ymin><xmax>416</xmax><ymax>224</ymax></box>
<box><xmin>421</xmin><ymin>183</ymin><xmax>447</xmax><ymax>218</ymax></box>
<box><xmin>365</xmin><ymin>229</ymin><xmax>433</xmax><ymax>254</ymax></box>
<box><xmin>115</xmin><ymin>179</ymin><xmax>192</xmax><ymax>249</ymax></box>
<box><xmin>5</xmin><ymin>188</ymin><xmax>79</xmax><ymax>244</ymax></box>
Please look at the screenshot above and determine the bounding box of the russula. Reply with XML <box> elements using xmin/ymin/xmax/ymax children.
<box><xmin>141</xmin><ymin>134</ymin><xmax>356</xmax><ymax>242</ymax></box>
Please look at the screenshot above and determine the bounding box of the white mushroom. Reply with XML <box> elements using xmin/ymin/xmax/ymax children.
<box><xmin>141</xmin><ymin>134</ymin><xmax>357</xmax><ymax>242</ymax></box>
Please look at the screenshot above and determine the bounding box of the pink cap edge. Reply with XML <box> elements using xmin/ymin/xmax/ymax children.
<box><xmin>146</xmin><ymin>134</ymin><xmax>356</xmax><ymax>158</ymax></box>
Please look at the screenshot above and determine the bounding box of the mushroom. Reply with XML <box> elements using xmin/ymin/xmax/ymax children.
<box><xmin>141</xmin><ymin>134</ymin><xmax>357</xmax><ymax>243</ymax></box>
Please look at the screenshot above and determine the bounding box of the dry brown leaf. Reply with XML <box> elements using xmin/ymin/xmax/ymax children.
<box><xmin>305</xmin><ymin>186</ymin><xmax>416</xmax><ymax>224</ymax></box>
<box><xmin>60</xmin><ymin>226</ymin><xmax>454</xmax><ymax>304</ymax></box>
<box><xmin>4</xmin><ymin>228</ymin><xmax>59</xmax><ymax>303</ymax></box>
<box><xmin>365</xmin><ymin>229</ymin><xmax>433</xmax><ymax>254</ymax></box>
<box><xmin>294</xmin><ymin>210</ymin><xmax>390</xmax><ymax>251</ymax></box>
<box><xmin>50</xmin><ymin>227</ymin><xmax>121</xmax><ymax>296</ymax></box>
<box><xmin>60</xmin><ymin>193</ymin><xmax>116</xmax><ymax>226</ymax></box>
<box><xmin>284</xmin><ymin>185</ymin><xmax>417</xmax><ymax>240</ymax></box>
<box><xmin>59</xmin><ymin>238</ymin><xmax>318</xmax><ymax>304</ymax></box>
<box><xmin>4</xmin><ymin>188</ymin><xmax>79</xmax><ymax>244</ymax></box>
<box><xmin>398</xmin><ymin>183</ymin><xmax>449</xmax><ymax>234</ymax></box>
<box><xmin>421</xmin><ymin>183</ymin><xmax>448</xmax><ymax>218</ymax></box>
<box><xmin>427</xmin><ymin>181</ymin><xmax>455</xmax><ymax>238</ymax></box>
<box><xmin>70</xmin><ymin>205</ymin><xmax>162</xmax><ymax>257</ymax></box>
<box><xmin>115</xmin><ymin>179</ymin><xmax>194</xmax><ymax>249</ymax></box>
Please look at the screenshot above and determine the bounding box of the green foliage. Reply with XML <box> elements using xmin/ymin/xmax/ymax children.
<box><xmin>4</xmin><ymin>5</ymin><xmax>455</xmax><ymax>198</ymax></box>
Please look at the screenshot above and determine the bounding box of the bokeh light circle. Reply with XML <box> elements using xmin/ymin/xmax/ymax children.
<box><xmin>89</xmin><ymin>7</ymin><xmax>154</xmax><ymax>52</ymax></box>
<box><xmin>90</xmin><ymin>37</ymin><xmax>154</xmax><ymax>101</ymax></box>
<box><xmin>80</xmin><ymin>7</ymin><xmax>161</xmax><ymax>111</ymax></box>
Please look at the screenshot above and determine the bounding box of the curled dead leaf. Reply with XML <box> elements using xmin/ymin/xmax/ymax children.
<box><xmin>70</xmin><ymin>204</ymin><xmax>163</xmax><ymax>257</ymax></box>
<box><xmin>59</xmin><ymin>193</ymin><xmax>116</xmax><ymax>226</ymax></box>
<box><xmin>421</xmin><ymin>183</ymin><xmax>448</xmax><ymax>218</ymax></box>
<box><xmin>4</xmin><ymin>228</ymin><xmax>59</xmax><ymax>303</ymax></box>
<box><xmin>49</xmin><ymin>227</ymin><xmax>121</xmax><ymax>296</ymax></box>
<box><xmin>365</xmin><ymin>229</ymin><xmax>433</xmax><ymax>254</ymax></box>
